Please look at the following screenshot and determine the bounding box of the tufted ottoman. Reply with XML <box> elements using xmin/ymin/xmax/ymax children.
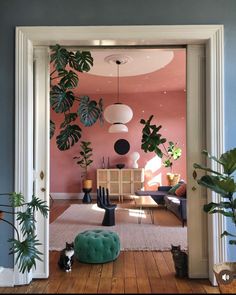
<box><xmin>74</xmin><ymin>229</ymin><xmax>120</xmax><ymax>264</ymax></box>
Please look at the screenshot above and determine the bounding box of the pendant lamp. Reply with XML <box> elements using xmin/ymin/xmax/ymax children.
<box><xmin>104</xmin><ymin>58</ymin><xmax>133</xmax><ymax>133</ymax></box>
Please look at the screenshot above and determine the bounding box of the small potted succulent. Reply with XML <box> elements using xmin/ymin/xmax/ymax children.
<box><xmin>0</xmin><ymin>192</ymin><xmax>49</xmax><ymax>273</ymax></box>
<box><xmin>140</xmin><ymin>115</ymin><xmax>182</xmax><ymax>186</ymax></box>
<box><xmin>193</xmin><ymin>148</ymin><xmax>236</xmax><ymax>293</ymax></box>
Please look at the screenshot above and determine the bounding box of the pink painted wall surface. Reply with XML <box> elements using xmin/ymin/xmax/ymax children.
<box><xmin>50</xmin><ymin>49</ymin><xmax>186</xmax><ymax>193</ymax></box>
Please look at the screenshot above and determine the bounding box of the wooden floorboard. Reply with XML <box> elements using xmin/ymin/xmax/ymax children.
<box><xmin>0</xmin><ymin>199</ymin><xmax>219</xmax><ymax>294</ymax></box>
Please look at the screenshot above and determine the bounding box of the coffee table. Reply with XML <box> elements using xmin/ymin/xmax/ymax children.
<box><xmin>134</xmin><ymin>195</ymin><xmax>158</xmax><ymax>224</ymax></box>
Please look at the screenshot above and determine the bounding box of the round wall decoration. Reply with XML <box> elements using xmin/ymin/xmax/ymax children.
<box><xmin>114</xmin><ymin>139</ymin><xmax>130</xmax><ymax>155</ymax></box>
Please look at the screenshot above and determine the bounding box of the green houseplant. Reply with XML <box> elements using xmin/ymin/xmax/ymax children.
<box><xmin>50</xmin><ymin>44</ymin><xmax>103</xmax><ymax>151</ymax></box>
<box><xmin>140</xmin><ymin>115</ymin><xmax>182</xmax><ymax>185</ymax></box>
<box><xmin>74</xmin><ymin>141</ymin><xmax>93</xmax><ymax>202</ymax></box>
<box><xmin>193</xmin><ymin>147</ymin><xmax>236</xmax><ymax>293</ymax></box>
<box><xmin>0</xmin><ymin>192</ymin><xmax>49</xmax><ymax>273</ymax></box>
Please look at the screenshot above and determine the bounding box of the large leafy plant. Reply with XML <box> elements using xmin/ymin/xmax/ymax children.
<box><xmin>50</xmin><ymin>44</ymin><xmax>103</xmax><ymax>151</ymax></box>
<box><xmin>0</xmin><ymin>193</ymin><xmax>49</xmax><ymax>273</ymax></box>
<box><xmin>140</xmin><ymin>115</ymin><xmax>182</xmax><ymax>172</ymax></box>
<box><xmin>73</xmin><ymin>141</ymin><xmax>93</xmax><ymax>180</ymax></box>
<box><xmin>193</xmin><ymin>148</ymin><xmax>236</xmax><ymax>245</ymax></box>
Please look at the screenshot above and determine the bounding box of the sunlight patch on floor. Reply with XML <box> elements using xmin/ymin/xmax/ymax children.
<box><xmin>128</xmin><ymin>208</ymin><xmax>147</xmax><ymax>218</ymax></box>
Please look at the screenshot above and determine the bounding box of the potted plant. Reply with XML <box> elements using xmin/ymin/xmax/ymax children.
<box><xmin>74</xmin><ymin>141</ymin><xmax>93</xmax><ymax>203</ymax></box>
<box><xmin>193</xmin><ymin>148</ymin><xmax>236</xmax><ymax>293</ymax></box>
<box><xmin>0</xmin><ymin>192</ymin><xmax>49</xmax><ymax>273</ymax></box>
<box><xmin>140</xmin><ymin>115</ymin><xmax>182</xmax><ymax>186</ymax></box>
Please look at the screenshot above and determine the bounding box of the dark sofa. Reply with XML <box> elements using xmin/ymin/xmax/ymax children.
<box><xmin>135</xmin><ymin>185</ymin><xmax>187</xmax><ymax>227</ymax></box>
<box><xmin>164</xmin><ymin>194</ymin><xmax>187</xmax><ymax>227</ymax></box>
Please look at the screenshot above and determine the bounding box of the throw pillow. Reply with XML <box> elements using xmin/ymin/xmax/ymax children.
<box><xmin>175</xmin><ymin>183</ymin><xmax>187</xmax><ymax>197</ymax></box>
<box><xmin>168</xmin><ymin>183</ymin><xmax>181</xmax><ymax>195</ymax></box>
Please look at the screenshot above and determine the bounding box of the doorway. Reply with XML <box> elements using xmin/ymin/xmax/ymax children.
<box><xmin>14</xmin><ymin>25</ymin><xmax>225</xmax><ymax>286</ymax></box>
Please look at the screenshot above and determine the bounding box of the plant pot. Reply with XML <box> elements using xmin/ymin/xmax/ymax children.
<box><xmin>166</xmin><ymin>173</ymin><xmax>180</xmax><ymax>186</ymax></box>
<box><xmin>83</xmin><ymin>179</ymin><xmax>93</xmax><ymax>190</ymax></box>
<box><xmin>213</xmin><ymin>262</ymin><xmax>236</xmax><ymax>293</ymax></box>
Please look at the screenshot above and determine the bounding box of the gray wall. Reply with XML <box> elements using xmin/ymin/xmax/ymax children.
<box><xmin>0</xmin><ymin>0</ymin><xmax>236</xmax><ymax>268</ymax></box>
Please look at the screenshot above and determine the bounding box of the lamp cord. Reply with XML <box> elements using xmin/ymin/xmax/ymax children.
<box><xmin>116</xmin><ymin>60</ymin><xmax>121</xmax><ymax>103</ymax></box>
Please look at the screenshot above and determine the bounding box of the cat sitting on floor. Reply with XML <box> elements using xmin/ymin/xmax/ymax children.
<box><xmin>58</xmin><ymin>242</ymin><xmax>75</xmax><ymax>272</ymax></box>
<box><xmin>171</xmin><ymin>244</ymin><xmax>188</xmax><ymax>278</ymax></box>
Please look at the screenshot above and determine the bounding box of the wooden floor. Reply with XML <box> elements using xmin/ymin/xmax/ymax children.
<box><xmin>0</xmin><ymin>199</ymin><xmax>220</xmax><ymax>294</ymax></box>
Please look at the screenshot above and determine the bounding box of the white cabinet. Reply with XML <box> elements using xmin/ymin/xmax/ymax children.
<box><xmin>97</xmin><ymin>168</ymin><xmax>144</xmax><ymax>202</ymax></box>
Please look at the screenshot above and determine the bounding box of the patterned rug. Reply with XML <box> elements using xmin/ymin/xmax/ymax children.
<box><xmin>49</xmin><ymin>204</ymin><xmax>187</xmax><ymax>251</ymax></box>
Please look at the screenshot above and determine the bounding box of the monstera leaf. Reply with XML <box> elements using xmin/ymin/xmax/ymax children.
<box><xmin>50</xmin><ymin>44</ymin><xmax>69</xmax><ymax>71</ymax></box>
<box><xmin>78</xmin><ymin>96</ymin><xmax>103</xmax><ymax>127</ymax></box>
<box><xmin>56</xmin><ymin>124</ymin><xmax>82</xmax><ymax>151</ymax></box>
<box><xmin>60</xmin><ymin>113</ymin><xmax>78</xmax><ymax>129</ymax></box>
<box><xmin>74</xmin><ymin>51</ymin><xmax>93</xmax><ymax>72</ymax></box>
<box><xmin>58</xmin><ymin>70</ymin><xmax>79</xmax><ymax>89</ymax></box>
<box><xmin>50</xmin><ymin>120</ymin><xmax>55</xmax><ymax>139</ymax></box>
<box><xmin>50</xmin><ymin>85</ymin><xmax>75</xmax><ymax>113</ymax></box>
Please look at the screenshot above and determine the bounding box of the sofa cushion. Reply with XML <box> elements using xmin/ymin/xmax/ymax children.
<box><xmin>175</xmin><ymin>183</ymin><xmax>186</xmax><ymax>197</ymax></box>
<box><xmin>167</xmin><ymin>183</ymin><xmax>181</xmax><ymax>195</ymax></box>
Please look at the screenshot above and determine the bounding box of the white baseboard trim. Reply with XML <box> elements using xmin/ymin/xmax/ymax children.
<box><xmin>51</xmin><ymin>192</ymin><xmax>96</xmax><ymax>200</ymax></box>
<box><xmin>0</xmin><ymin>267</ymin><xmax>14</xmax><ymax>287</ymax></box>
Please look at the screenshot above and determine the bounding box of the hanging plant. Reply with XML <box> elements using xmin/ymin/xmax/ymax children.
<box><xmin>50</xmin><ymin>44</ymin><xmax>103</xmax><ymax>151</ymax></box>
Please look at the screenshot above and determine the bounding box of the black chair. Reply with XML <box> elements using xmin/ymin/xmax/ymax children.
<box><xmin>97</xmin><ymin>186</ymin><xmax>117</xmax><ymax>226</ymax></box>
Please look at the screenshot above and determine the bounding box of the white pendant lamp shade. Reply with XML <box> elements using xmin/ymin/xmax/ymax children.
<box><xmin>104</xmin><ymin>103</ymin><xmax>133</xmax><ymax>124</ymax></box>
<box><xmin>108</xmin><ymin>123</ymin><xmax>128</xmax><ymax>133</ymax></box>
<box><xmin>104</xmin><ymin>55</ymin><xmax>133</xmax><ymax>133</ymax></box>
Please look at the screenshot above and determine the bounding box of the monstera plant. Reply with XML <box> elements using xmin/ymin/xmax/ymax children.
<box><xmin>0</xmin><ymin>192</ymin><xmax>49</xmax><ymax>273</ymax></box>
<box><xmin>140</xmin><ymin>115</ymin><xmax>182</xmax><ymax>185</ymax></box>
<box><xmin>50</xmin><ymin>44</ymin><xmax>103</xmax><ymax>151</ymax></box>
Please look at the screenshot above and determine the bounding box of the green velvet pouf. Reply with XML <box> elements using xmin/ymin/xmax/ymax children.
<box><xmin>74</xmin><ymin>229</ymin><xmax>120</xmax><ymax>264</ymax></box>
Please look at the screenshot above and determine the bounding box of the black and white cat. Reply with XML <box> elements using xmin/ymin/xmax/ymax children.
<box><xmin>171</xmin><ymin>244</ymin><xmax>188</xmax><ymax>278</ymax></box>
<box><xmin>58</xmin><ymin>242</ymin><xmax>75</xmax><ymax>272</ymax></box>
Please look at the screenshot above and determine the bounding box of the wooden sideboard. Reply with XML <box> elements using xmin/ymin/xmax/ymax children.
<box><xmin>96</xmin><ymin>168</ymin><xmax>144</xmax><ymax>202</ymax></box>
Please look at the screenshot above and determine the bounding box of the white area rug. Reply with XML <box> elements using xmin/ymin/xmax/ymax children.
<box><xmin>50</xmin><ymin>204</ymin><xmax>187</xmax><ymax>251</ymax></box>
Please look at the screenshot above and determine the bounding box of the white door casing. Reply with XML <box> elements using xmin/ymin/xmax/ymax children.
<box><xmin>14</xmin><ymin>25</ymin><xmax>224</xmax><ymax>286</ymax></box>
<box><xmin>32</xmin><ymin>47</ymin><xmax>50</xmax><ymax>279</ymax></box>
<box><xmin>187</xmin><ymin>45</ymin><xmax>208</xmax><ymax>278</ymax></box>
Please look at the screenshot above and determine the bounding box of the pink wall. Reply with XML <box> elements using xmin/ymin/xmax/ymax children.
<box><xmin>50</xmin><ymin>90</ymin><xmax>186</xmax><ymax>193</ymax></box>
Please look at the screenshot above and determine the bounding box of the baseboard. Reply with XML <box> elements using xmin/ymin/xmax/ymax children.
<box><xmin>0</xmin><ymin>267</ymin><xmax>14</xmax><ymax>287</ymax></box>
<box><xmin>51</xmin><ymin>192</ymin><xmax>96</xmax><ymax>200</ymax></box>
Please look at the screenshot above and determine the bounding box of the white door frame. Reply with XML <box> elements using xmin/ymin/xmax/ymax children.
<box><xmin>14</xmin><ymin>25</ymin><xmax>225</xmax><ymax>285</ymax></box>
